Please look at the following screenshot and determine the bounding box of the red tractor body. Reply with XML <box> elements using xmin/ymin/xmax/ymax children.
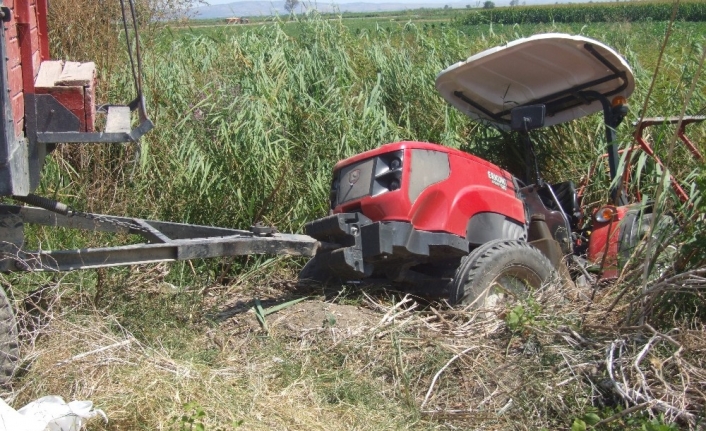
<box><xmin>331</xmin><ymin>141</ymin><xmax>525</xmax><ymax>238</ymax></box>
<box><xmin>585</xmin><ymin>205</ymin><xmax>630</xmax><ymax>279</ymax></box>
<box><xmin>305</xmin><ymin>141</ymin><xmax>530</xmax><ymax>285</ymax></box>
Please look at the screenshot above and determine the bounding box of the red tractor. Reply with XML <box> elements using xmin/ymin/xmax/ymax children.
<box><xmin>301</xmin><ymin>34</ymin><xmax>704</xmax><ymax>306</ymax></box>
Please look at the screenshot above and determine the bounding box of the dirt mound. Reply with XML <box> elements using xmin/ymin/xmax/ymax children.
<box><xmin>267</xmin><ymin>300</ymin><xmax>380</xmax><ymax>337</ymax></box>
<box><xmin>210</xmin><ymin>285</ymin><xmax>383</xmax><ymax>339</ymax></box>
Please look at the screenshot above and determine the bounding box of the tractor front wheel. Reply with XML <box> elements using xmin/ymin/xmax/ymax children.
<box><xmin>449</xmin><ymin>239</ymin><xmax>554</xmax><ymax>307</ymax></box>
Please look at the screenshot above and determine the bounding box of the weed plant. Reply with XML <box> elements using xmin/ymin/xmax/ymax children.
<box><xmin>39</xmin><ymin>5</ymin><xmax>706</xmax><ymax>323</ymax></box>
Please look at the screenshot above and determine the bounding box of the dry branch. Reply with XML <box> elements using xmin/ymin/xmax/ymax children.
<box><xmin>57</xmin><ymin>339</ymin><xmax>134</xmax><ymax>366</ymax></box>
<box><xmin>421</xmin><ymin>346</ymin><xmax>480</xmax><ymax>409</ymax></box>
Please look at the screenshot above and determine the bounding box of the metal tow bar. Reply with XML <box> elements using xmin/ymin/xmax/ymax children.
<box><xmin>0</xmin><ymin>202</ymin><xmax>318</xmax><ymax>272</ymax></box>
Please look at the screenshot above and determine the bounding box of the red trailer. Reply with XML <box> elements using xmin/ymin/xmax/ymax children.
<box><xmin>0</xmin><ymin>0</ymin><xmax>316</xmax><ymax>384</ymax></box>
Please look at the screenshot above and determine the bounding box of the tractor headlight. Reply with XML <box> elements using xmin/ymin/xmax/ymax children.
<box><xmin>372</xmin><ymin>151</ymin><xmax>404</xmax><ymax>197</ymax></box>
<box><xmin>611</xmin><ymin>96</ymin><xmax>627</xmax><ymax>107</ymax></box>
<box><xmin>594</xmin><ymin>206</ymin><xmax>616</xmax><ymax>223</ymax></box>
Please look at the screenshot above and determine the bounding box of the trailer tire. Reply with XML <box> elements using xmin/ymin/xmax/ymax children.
<box><xmin>449</xmin><ymin>239</ymin><xmax>554</xmax><ymax>307</ymax></box>
<box><xmin>0</xmin><ymin>285</ymin><xmax>18</xmax><ymax>386</ymax></box>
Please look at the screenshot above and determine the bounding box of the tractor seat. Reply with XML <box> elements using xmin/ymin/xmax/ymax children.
<box><xmin>538</xmin><ymin>181</ymin><xmax>581</xmax><ymax>228</ymax></box>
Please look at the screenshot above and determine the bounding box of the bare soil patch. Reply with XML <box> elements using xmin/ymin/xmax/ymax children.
<box><xmin>268</xmin><ymin>300</ymin><xmax>379</xmax><ymax>336</ymax></box>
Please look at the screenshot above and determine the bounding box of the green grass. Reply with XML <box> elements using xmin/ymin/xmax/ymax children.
<box><xmin>175</xmin><ymin>15</ymin><xmax>458</xmax><ymax>39</ymax></box>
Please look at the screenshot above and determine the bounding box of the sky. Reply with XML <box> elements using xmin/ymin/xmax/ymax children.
<box><xmin>202</xmin><ymin>0</ymin><xmax>526</xmax><ymax>4</ymax></box>
<box><xmin>200</xmin><ymin>0</ymin><xmax>591</xmax><ymax>5</ymax></box>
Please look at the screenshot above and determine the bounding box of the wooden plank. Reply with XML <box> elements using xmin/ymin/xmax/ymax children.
<box><xmin>56</xmin><ymin>61</ymin><xmax>95</xmax><ymax>86</ymax></box>
<box><xmin>5</xmin><ymin>37</ymin><xmax>22</xmax><ymax>69</ymax></box>
<box><xmin>104</xmin><ymin>106</ymin><xmax>131</xmax><ymax>133</ymax></box>
<box><xmin>35</xmin><ymin>61</ymin><xmax>97</xmax><ymax>132</ymax></box>
<box><xmin>8</xmin><ymin>64</ymin><xmax>24</xmax><ymax>98</ymax></box>
<box><xmin>84</xmin><ymin>72</ymin><xmax>96</xmax><ymax>132</ymax></box>
<box><xmin>11</xmin><ymin>92</ymin><xmax>24</xmax><ymax>137</ymax></box>
<box><xmin>34</xmin><ymin>60</ymin><xmax>62</xmax><ymax>88</ymax></box>
<box><xmin>37</xmin><ymin>0</ymin><xmax>50</xmax><ymax>61</ymax></box>
<box><xmin>31</xmin><ymin>42</ymin><xmax>42</xmax><ymax>78</ymax></box>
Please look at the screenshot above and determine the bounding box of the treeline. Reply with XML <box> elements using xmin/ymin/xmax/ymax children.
<box><xmin>457</xmin><ymin>2</ymin><xmax>706</xmax><ymax>25</ymax></box>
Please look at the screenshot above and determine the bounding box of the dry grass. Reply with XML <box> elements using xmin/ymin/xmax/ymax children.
<box><xmin>5</xmin><ymin>263</ymin><xmax>704</xmax><ymax>430</ymax></box>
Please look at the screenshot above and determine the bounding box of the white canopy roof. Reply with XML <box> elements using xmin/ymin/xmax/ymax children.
<box><xmin>435</xmin><ymin>33</ymin><xmax>635</xmax><ymax>129</ymax></box>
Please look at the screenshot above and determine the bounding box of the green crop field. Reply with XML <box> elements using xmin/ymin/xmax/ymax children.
<box><xmin>4</xmin><ymin>2</ymin><xmax>705</xmax><ymax>430</ymax></box>
<box><xmin>459</xmin><ymin>1</ymin><xmax>706</xmax><ymax>25</ymax></box>
<box><xmin>176</xmin><ymin>10</ymin><xmax>462</xmax><ymax>38</ymax></box>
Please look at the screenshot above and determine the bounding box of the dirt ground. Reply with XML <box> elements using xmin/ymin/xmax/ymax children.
<box><xmin>214</xmin><ymin>294</ymin><xmax>382</xmax><ymax>336</ymax></box>
<box><xmin>268</xmin><ymin>300</ymin><xmax>379</xmax><ymax>334</ymax></box>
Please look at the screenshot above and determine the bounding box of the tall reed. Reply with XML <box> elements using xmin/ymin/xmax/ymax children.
<box><xmin>40</xmin><ymin>13</ymin><xmax>705</xmax><ymax>276</ymax></box>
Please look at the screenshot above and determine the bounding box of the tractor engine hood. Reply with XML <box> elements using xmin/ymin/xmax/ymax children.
<box><xmin>435</xmin><ymin>33</ymin><xmax>635</xmax><ymax>129</ymax></box>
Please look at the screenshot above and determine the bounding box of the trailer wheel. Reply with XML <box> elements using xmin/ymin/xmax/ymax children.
<box><xmin>0</xmin><ymin>285</ymin><xmax>18</xmax><ymax>386</ymax></box>
<box><xmin>449</xmin><ymin>239</ymin><xmax>554</xmax><ymax>307</ymax></box>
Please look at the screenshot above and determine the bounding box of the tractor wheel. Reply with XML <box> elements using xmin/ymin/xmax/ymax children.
<box><xmin>449</xmin><ymin>239</ymin><xmax>554</xmax><ymax>307</ymax></box>
<box><xmin>620</xmin><ymin>212</ymin><xmax>676</xmax><ymax>278</ymax></box>
<box><xmin>0</xmin><ymin>285</ymin><xmax>18</xmax><ymax>386</ymax></box>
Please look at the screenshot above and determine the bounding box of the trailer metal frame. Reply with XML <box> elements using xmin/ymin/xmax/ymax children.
<box><xmin>0</xmin><ymin>204</ymin><xmax>317</xmax><ymax>272</ymax></box>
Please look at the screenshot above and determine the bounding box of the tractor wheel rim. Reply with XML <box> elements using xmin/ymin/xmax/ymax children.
<box><xmin>482</xmin><ymin>267</ymin><xmax>540</xmax><ymax>309</ymax></box>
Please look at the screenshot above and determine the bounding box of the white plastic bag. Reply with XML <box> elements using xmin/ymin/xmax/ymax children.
<box><xmin>0</xmin><ymin>397</ymin><xmax>45</xmax><ymax>431</ymax></box>
<box><xmin>0</xmin><ymin>395</ymin><xmax>106</xmax><ymax>431</ymax></box>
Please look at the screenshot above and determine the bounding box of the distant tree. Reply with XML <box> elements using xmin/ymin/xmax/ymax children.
<box><xmin>444</xmin><ymin>4</ymin><xmax>450</xmax><ymax>8</ymax></box>
<box><xmin>483</xmin><ymin>0</ymin><xmax>495</xmax><ymax>8</ymax></box>
<box><xmin>509</xmin><ymin>0</ymin><xmax>519</xmax><ymax>5</ymax></box>
<box><xmin>466</xmin><ymin>4</ymin><xmax>471</xmax><ymax>7</ymax></box>
<box><xmin>284</xmin><ymin>0</ymin><xmax>299</xmax><ymax>13</ymax></box>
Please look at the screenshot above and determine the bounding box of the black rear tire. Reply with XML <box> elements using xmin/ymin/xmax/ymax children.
<box><xmin>0</xmin><ymin>285</ymin><xmax>18</xmax><ymax>385</ymax></box>
<box><xmin>449</xmin><ymin>239</ymin><xmax>554</xmax><ymax>307</ymax></box>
